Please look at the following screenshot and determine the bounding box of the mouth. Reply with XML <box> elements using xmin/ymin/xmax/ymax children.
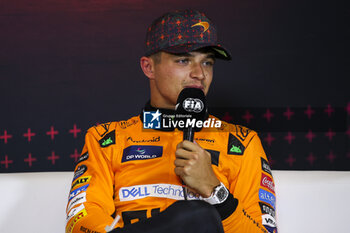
<box><xmin>184</xmin><ymin>85</ymin><xmax>204</xmax><ymax>91</ymax></box>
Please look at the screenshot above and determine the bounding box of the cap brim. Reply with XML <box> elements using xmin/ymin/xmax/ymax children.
<box><xmin>161</xmin><ymin>43</ymin><xmax>232</xmax><ymax>60</ymax></box>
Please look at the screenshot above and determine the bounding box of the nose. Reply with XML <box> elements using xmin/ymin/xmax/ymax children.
<box><xmin>189</xmin><ymin>62</ymin><xmax>205</xmax><ymax>80</ymax></box>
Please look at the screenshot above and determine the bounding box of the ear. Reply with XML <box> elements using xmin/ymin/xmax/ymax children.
<box><xmin>140</xmin><ymin>56</ymin><xmax>155</xmax><ymax>80</ymax></box>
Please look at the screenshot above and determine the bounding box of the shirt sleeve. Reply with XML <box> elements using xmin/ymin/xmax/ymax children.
<box><xmin>222</xmin><ymin>133</ymin><xmax>277</xmax><ymax>233</ymax></box>
<box><xmin>65</xmin><ymin>129</ymin><xmax>116</xmax><ymax>233</ymax></box>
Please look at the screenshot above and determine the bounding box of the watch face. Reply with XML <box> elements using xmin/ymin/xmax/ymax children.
<box><xmin>217</xmin><ymin>187</ymin><xmax>228</xmax><ymax>202</ymax></box>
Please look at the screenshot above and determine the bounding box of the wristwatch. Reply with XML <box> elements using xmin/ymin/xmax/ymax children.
<box><xmin>202</xmin><ymin>182</ymin><xmax>229</xmax><ymax>205</ymax></box>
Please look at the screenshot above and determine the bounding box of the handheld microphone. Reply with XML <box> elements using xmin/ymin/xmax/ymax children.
<box><xmin>175</xmin><ymin>88</ymin><xmax>208</xmax><ymax>142</ymax></box>
<box><xmin>175</xmin><ymin>88</ymin><xmax>207</xmax><ymax>200</ymax></box>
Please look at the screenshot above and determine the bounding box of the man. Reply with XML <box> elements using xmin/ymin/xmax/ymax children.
<box><xmin>65</xmin><ymin>9</ymin><xmax>277</xmax><ymax>233</ymax></box>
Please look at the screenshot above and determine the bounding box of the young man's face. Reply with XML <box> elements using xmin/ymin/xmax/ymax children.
<box><xmin>149</xmin><ymin>50</ymin><xmax>215</xmax><ymax>109</ymax></box>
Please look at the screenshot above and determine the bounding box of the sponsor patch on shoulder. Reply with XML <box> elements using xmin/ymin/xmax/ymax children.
<box><xmin>122</xmin><ymin>145</ymin><xmax>163</xmax><ymax>163</ymax></box>
<box><xmin>77</xmin><ymin>152</ymin><xmax>89</xmax><ymax>164</ymax></box>
<box><xmin>66</xmin><ymin>209</ymin><xmax>87</xmax><ymax>233</ymax></box>
<box><xmin>99</xmin><ymin>130</ymin><xmax>115</xmax><ymax>148</ymax></box>
<box><xmin>227</xmin><ymin>133</ymin><xmax>245</xmax><ymax>155</ymax></box>
<box><xmin>67</xmin><ymin>192</ymin><xmax>87</xmax><ymax>214</ymax></box>
<box><xmin>71</xmin><ymin>176</ymin><xmax>91</xmax><ymax>190</ymax></box>
<box><xmin>73</xmin><ymin>165</ymin><xmax>87</xmax><ymax>181</ymax></box>
<box><xmin>69</xmin><ymin>184</ymin><xmax>89</xmax><ymax>202</ymax></box>
<box><xmin>66</xmin><ymin>204</ymin><xmax>85</xmax><ymax>223</ymax></box>
<box><xmin>263</xmin><ymin>225</ymin><xmax>278</xmax><ymax>233</ymax></box>
<box><xmin>259</xmin><ymin>202</ymin><xmax>275</xmax><ymax>218</ymax></box>
<box><xmin>261</xmin><ymin>173</ymin><xmax>275</xmax><ymax>193</ymax></box>
<box><xmin>262</xmin><ymin>214</ymin><xmax>277</xmax><ymax>228</ymax></box>
<box><xmin>259</xmin><ymin>189</ymin><xmax>276</xmax><ymax>209</ymax></box>
<box><xmin>261</xmin><ymin>157</ymin><xmax>272</xmax><ymax>176</ymax></box>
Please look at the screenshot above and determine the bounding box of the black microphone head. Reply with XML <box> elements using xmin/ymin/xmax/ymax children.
<box><xmin>175</xmin><ymin>88</ymin><xmax>208</xmax><ymax>131</ymax></box>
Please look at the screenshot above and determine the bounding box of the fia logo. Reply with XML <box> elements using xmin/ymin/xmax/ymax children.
<box><xmin>143</xmin><ymin>110</ymin><xmax>161</xmax><ymax>129</ymax></box>
<box><xmin>183</xmin><ymin>98</ymin><xmax>204</xmax><ymax>113</ymax></box>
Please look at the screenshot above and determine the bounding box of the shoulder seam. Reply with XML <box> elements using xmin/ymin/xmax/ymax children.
<box><xmin>245</xmin><ymin>132</ymin><xmax>257</xmax><ymax>149</ymax></box>
<box><xmin>88</xmin><ymin>122</ymin><xmax>117</xmax><ymax>140</ymax></box>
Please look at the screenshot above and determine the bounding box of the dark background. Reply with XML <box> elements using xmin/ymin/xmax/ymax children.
<box><xmin>0</xmin><ymin>0</ymin><xmax>349</xmax><ymax>172</ymax></box>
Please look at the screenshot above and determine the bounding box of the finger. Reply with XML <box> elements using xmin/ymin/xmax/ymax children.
<box><xmin>176</xmin><ymin>141</ymin><xmax>185</xmax><ymax>150</ymax></box>
<box><xmin>175</xmin><ymin>148</ymin><xmax>193</xmax><ymax>159</ymax></box>
<box><xmin>174</xmin><ymin>158</ymin><xmax>188</xmax><ymax>167</ymax></box>
<box><xmin>178</xmin><ymin>140</ymin><xmax>198</xmax><ymax>152</ymax></box>
<box><xmin>174</xmin><ymin>167</ymin><xmax>184</xmax><ymax>177</ymax></box>
<box><xmin>175</xmin><ymin>165</ymin><xmax>191</xmax><ymax>177</ymax></box>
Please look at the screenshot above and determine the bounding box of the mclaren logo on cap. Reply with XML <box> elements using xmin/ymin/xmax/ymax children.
<box><xmin>191</xmin><ymin>21</ymin><xmax>209</xmax><ymax>33</ymax></box>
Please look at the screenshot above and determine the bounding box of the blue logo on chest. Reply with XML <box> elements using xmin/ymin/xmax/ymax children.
<box><xmin>122</xmin><ymin>145</ymin><xmax>163</xmax><ymax>163</ymax></box>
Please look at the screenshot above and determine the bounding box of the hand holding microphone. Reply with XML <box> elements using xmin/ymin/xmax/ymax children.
<box><xmin>174</xmin><ymin>88</ymin><xmax>220</xmax><ymax>198</ymax></box>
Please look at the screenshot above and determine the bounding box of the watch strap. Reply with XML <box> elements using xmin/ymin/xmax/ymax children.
<box><xmin>202</xmin><ymin>182</ymin><xmax>229</xmax><ymax>205</ymax></box>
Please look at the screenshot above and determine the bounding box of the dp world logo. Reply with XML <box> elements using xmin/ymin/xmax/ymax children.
<box><xmin>183</xmin><ymin>98</ymin><xmax>204</xmax><ymax>113</ymax></box>
<box><xmin>136</xmin><ymin>148</ymin><xmax>146</xmax><ymax>154</ymax></box>
<box><xmin>143</xmin><ymin>110</ymin><xmax>161</xmax><ymax>129</ymax></box>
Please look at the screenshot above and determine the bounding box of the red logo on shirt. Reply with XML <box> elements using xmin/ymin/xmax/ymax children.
<box><xmin>261</xmin><ymin>173</ymin><xmax>275</xmax><ymax>194</ymax></box>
